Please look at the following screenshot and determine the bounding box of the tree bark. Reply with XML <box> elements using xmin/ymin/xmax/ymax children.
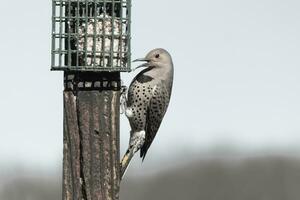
<box><xmin>63</xmin><ymin>72</ymin><xmax>120</xmax><ymax>200</ymax></box>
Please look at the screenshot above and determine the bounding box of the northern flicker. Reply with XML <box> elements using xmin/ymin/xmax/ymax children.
<box><xmin>120</xmin><ymin>48</ymin><xmax>174</xmax><ymax>179</ymax></box>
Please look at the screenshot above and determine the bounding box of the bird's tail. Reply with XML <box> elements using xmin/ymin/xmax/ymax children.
<box><xmin>120</xmin><ymin>147</ymin><xmax>135</xmax><ymax>179</ymax></box>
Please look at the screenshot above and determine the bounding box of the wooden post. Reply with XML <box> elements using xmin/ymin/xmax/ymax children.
<box><xmin>63</xmin><ymin>72</ymin><xmax>121</xmax><ymax>200</ymax></box>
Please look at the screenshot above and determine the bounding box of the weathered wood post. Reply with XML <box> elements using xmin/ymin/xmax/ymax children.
<box><xmin>51</xmin><ymin>1</ymin><xmax>131</xmax><ymax>199</ymax></box>
<box><xmin>63</xmin><ymin>72</ymin><xmax>121</xmax><ymax>199</ymax></box>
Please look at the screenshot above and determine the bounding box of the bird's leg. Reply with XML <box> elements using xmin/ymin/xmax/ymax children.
<box><xmin>120</xmin><ymin>85</ymin><xmax>128</xmax><ymax>114</ymax></box>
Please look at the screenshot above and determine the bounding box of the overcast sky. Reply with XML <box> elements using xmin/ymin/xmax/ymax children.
<box><xmin>0</xmin><ymin>0</ymin><xmax>299</xmax><ymax>170</ymax></box>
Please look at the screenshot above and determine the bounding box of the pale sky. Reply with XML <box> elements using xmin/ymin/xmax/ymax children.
<box><xmin>0</xmin><ymin>0</ymin><xmax>299</xmax><ymax>170</ymax></box>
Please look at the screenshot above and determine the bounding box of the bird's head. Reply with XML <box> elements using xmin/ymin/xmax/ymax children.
<box><xmin>133</xmin><ymin>48</ymin><xmax>173</xmax><ymax>71</ymax></box>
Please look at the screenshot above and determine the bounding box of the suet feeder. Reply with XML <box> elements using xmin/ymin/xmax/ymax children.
<box><xmin>51</xmin><ymin>0</ymin><xmax>131</xmax><ymax>72</ymax></box>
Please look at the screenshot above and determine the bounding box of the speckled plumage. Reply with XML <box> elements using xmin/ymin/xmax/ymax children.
<box><xmin>127</xmin><ymin>70</ymin><xmax>171</xmax><ymax>158</ymax></box>
<box><xmin>121</xmin><ymin>48</ymin><xmax>173</xmax><ymax>178</ymax></box>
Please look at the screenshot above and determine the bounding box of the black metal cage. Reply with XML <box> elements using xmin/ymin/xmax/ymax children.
<box><xmin>51</xmin><ymin>0</ymin><xmax>131</xmax><ymax>72</ymax></box>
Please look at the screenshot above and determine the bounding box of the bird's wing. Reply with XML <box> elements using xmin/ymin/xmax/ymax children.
<box><xmin>140</xmin><ymin>82</ymin><xmax>171</xmax><ymax>160</ymax></box>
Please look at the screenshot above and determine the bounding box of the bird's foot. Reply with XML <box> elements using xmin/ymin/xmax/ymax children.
<box><xmin>121</xmin><ymin>85</ymin><xmax>127</xmax><ymax>95</ymax></box>
<box><xmin>120</xmin><ymin>85</ymin><xmax>128</xmax><ymax>114</ymax></box>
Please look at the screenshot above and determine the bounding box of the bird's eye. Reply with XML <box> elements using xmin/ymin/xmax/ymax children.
<box><xmin>155</xmin><ymin>54</ymin><xmax>160</xmax><ymax>58</ymax></box>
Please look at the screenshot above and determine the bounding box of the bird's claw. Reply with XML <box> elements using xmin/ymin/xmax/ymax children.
<box><xmin>121</xmin><ymin>85</ymin><xmax>127</xmax><ymax>95</ymax></box>
<box><xmin>120</xmin><ymin>85</ymin><xmax>127</xmax><ymax>114</ymax></box>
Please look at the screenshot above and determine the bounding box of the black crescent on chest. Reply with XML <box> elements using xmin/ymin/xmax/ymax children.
<box><xmin>132</xmin><ymin>67</ymin><xmax>155</xmax><ymax>84</ymax></box>
<box><xmin>136</xmin><ymin>74</ymin><xmax>153</xmax><ymax>83</ymax></box>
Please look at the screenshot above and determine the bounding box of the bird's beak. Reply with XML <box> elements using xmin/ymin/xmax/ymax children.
<box><xmin>132</xmin><ymin>58</ymin><xmax>150</xmax><ymax>71</ymax></box>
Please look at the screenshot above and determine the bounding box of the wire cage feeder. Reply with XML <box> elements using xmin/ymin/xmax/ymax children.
<box><xmin>51</xmin><ymin>0</ymin><xmax>131</xmax><ymax>72</ymax></box>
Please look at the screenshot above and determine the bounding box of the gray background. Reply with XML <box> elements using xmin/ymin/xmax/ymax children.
<box><xmin>0</xmin><ymin>0</ymin><xmax>299</xmax><ymax>199</ymax></box>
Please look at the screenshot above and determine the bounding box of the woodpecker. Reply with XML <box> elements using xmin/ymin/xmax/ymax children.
<box><xmin>120</xmin><ymin>48</ymin><xmax>174</xmax><ymax>179</ymax></box>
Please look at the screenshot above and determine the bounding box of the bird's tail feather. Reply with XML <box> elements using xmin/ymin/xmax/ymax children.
<box><xmin>120</xmin><ymin>147</ymin><xmax>135</xmax><ymax>179</ymax></box>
